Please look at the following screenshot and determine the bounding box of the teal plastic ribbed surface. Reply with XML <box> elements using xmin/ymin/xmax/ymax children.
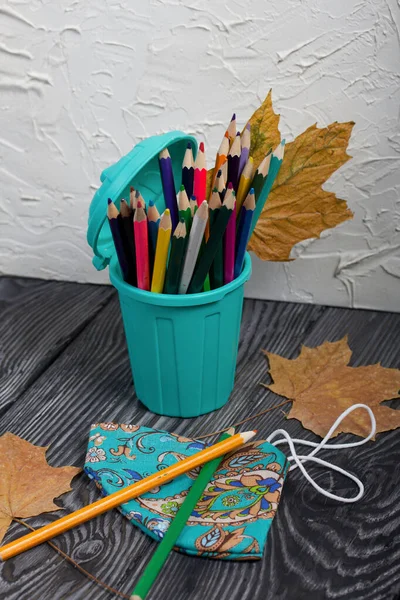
<box><xmin>87</xmin><ymin>132</ymin><xmax>252</xmax><ymax>417</ymax></box>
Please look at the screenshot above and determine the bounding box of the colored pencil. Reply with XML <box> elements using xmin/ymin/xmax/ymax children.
<box><xmin>182</xmin><ymin>142</ymin><xmax>194</xmax><ymax>199</ymax></box>
<box><xmin>238</xmin><ymin>122</ymin><xmax>251</xmax><ymax>177</ymax></box>
<box><xmin>234</xmin><ymin>189</ymin><xmax>255</xmax><ymax>279</ymax></box>
<box><xmin>164</xmin><ymin>220</ymin><xmax>188</xmax><ymax>294</ymax></box>
<box><xmin>227</xmin><ymin>132</ymin><xmax>241</xmax><ymax>192</ymax></box>
<box><xmin>178</xmin><ymin>185</ymin><xmax>192</xmax><ymax>233</ymax></box>
<box><xmin>188</xmin><ymin>186</ymin><xmax>235</xmax><ymax>294</ymax></box>
<box><xmin>227</xmin><ymin>113</ymin><xmax>236</xmax><ymax>144</ymax></box>
<box><xmin>159</xmin><ymin>148</ymin><xmax>179</xmax><ymax>230</ymax></box>
<box><xmin>107</xmin><ymin>199</ymin><xmax>129</xmax><ymax>281</ymax></box>
<box><xmin>0</xmin><ymin>431</ymin><xmax>256</xmax><ymax>561</ymax></box>
<box><xmin>135</xmin><ymin>189</ymin><xmax>146</xmax><ymax>211</ymax></box>
<box><xmin>224</xmin><ymin>186</ymin><xmax>236</xmax><ymax>285</ymax></box>
<box><xmin>215</xmin><ymin>168</ymin><xmax>226</xmax><ymax>202</ymax></box>
<box><xmin>182</xmin><ymin>142</ymin><xmax>194</xmax><ymax>198</ymax></box>
<box><xmin>250</xmin><ymin>141</ymin><xmax>285</xmax><ymax>236</ymax></box>
<box><xmin>236</xmin><ymin>156</ymin><xmax>254</xmax><ymax>214</ymax></box>
<box><xmin>193</xmin><ymin>141</ymin><xmax>207</xmax><ymax>206</ymax></box>
<box><xmin>151</xmin><ymin>209</ymin><xmax>172</xmax><ymax>293</ymax></box>
<box><xmin>129</xmin><ymin>186</ymin><xmax>137</xmax><ymax>214</ymax></box>
<box><xmin>134</xmin><ymin>200</ymin><xmax>150</xmax><ymax>291</ymax></box>
<box><xmin>210</xmin><ymin>131</ymin><xmax>229</xmax><ymax>195</ymax></box>
<box><xmin>178</xmin><ymin>200</ymin><xmax>208</xmax><ymax>294</ymax></box>
<box><xmin>251</xmin><ymin>151</ymin><xmax>271</xmax><ymax>203</ymax></box>
<box><xmin>147</xmin><ymin>200</ymin><xmax>161</xmax><ymax>260</ymax></box>
<box><xmin>119</xmin><ymin>199</ymin><xmax>137</xmax><ymax>285</ymax></box>
<box><xmin>130</xmin><ymin>429</ymin><xmax>234</xmax><ymax>600</ymax></box>
<box><xmin>207</xmin><ymin>189</ymin><xmax>223</xmax><ymax>290</ymax></box>
<box><xmin>189</xmin><ymin>195</ymin><xmax>197</xmax><ymax>217</ymax></box>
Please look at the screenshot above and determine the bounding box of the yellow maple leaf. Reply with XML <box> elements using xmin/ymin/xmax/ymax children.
<box><xmin>248</xmin><ymin>121</ymin><xmax>354</xmax><ymax>261</ymax></box>
<box><xmin>0</xmin><ymin>432</ymin><xmax>81</xmax><ymax>543</ymax></box>
<box><xmin>262</xmin><ymin>337</ymin><xmax>400</xmax><ymax>438</ymax></box>
<box><xmin>245</xmin><ymin>89</ymin><xmax>281</xmax><ymax>168</ymax></box>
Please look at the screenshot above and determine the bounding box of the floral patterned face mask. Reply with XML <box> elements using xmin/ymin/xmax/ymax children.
<box><xmin>84</xmin><ymin>423</ymin><xmax>289</xmax><ymax>560</ymax></box>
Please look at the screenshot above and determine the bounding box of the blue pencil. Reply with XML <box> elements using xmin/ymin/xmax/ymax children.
<box><xmin>234</xmin><ymin>188</ymin><xmax>255</xmax><ymax>279</ymax></box>
<box><xmin>159</xmin><ymin>148</ymin><xmax>179</xmax><ymax>230</ymax></box>
<box><xmin>250</xmin><ymin>140</ymin><xmax>285</xmax><ymax>236</ymax></box>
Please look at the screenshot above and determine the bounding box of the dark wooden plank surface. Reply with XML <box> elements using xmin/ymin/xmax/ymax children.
<box><xmin>0</xmin><ymin>276</ymin><xmax>399</xmax><ymax>600</ymax></box>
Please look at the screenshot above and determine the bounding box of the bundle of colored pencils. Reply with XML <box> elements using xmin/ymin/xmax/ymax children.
<box><xmin>107</xmin><ymin>114</ymin><xmax>285</xmax><ymax>295</ymax></box>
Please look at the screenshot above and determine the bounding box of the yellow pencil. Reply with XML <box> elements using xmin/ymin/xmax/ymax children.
<box><xmin>0</xmin><ymin>430</ymin><xmax>256</xmax><ymax>561</ymax></box>
<box><xmin>151</xmin><ymin>209</ymin><xmax>172</xmax><ymax>293</ymax></box>
<box><xmin>236</xmin><ymin>157</ymin><xmax>254</xmax><ymax>214</ymax></box>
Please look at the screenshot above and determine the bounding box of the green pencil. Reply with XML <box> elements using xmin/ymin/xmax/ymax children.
<box><xmin>130</xmin><ymin>429</ymin><xmax>234</xmax><ymax>600</ymax></box>
<box><xmin>250</xmin><ymin>140</ymin><xmax>285</xmax><ymax>236</ymax></box>
<box><xmin>178</xmin><ymin>185</ymin><xmax>192</xmax><ymax>233</ymax></box>
<box><xmin>164</xmin><ymin>220</ymin><xmax>187</xmax><ymax>294</ymax></box>
<box><xmin>187</xmin><ymin>185</ymin><xmax>235</xmax><ymax>294</ymax></box>
<box><xmin>251</xmin><ymin>151</ymin><xmax>271</xmax><ymax>203</ymax></box>
<box><xmin>208</xmin><ymin>189</ymin><xmax>223</xmax><ymax>289</ymax></box>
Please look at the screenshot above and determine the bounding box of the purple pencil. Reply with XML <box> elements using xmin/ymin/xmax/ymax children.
<box><xmin>223</xmin><ymin>184</ymin><xmax>236</xmax><ymax>284</ymax></box>
<box><xmin>238</xmin><ymin>123</ymin><xmax>251</xmax><ymax>177</ymax></box>
<box><xmin>159</xmin><ymin>148</ymin><xmax>178</xmax><ymax>230</ymax></box>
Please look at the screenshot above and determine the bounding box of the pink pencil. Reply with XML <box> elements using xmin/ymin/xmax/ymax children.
<box><xmin>134</xmin><ymin>200</ymin><xmax>150</xmax><ymax>291</ymax></box>
<box><xmin>223</xmin><ymin>184</ymin><xmax>236</xmax><ymax>284</ymax></box>
<box><xmin>193</xmin><ymin>142</ymin><xmax>207</xmax><ymax>207</ymax></box>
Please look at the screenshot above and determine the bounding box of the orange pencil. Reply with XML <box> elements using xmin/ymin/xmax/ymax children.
<box><xmin>193</xmin><ymin>141</ymin><xmax>207</xmax><ymax>207</ymax></box>
<box><xmin>134</xmin><ymin>200</ymin><xmax>150</xmax><ymax>291</ymax></box>
<box><xmin>227</xmin><ymin>113</ymin><xmax>236</xmax><ymax>145</ymax></box>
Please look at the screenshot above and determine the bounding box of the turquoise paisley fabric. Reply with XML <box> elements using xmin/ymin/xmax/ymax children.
<box><xmin>84</xmin><ymin>423</ymin><xmax>288</xmax><ymax>560</ymax></box>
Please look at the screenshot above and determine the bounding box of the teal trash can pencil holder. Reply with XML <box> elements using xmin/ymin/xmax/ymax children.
<box><xmin>87</xmin><ymin>131</ymin><xmax>252</xmax><ymax>418</ymax></box>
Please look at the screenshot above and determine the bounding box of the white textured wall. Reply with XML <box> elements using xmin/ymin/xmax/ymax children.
<box><xmin>0</xmin><ymin>0</ymin><xmax>399</xmax><ymax>311</ymax></box>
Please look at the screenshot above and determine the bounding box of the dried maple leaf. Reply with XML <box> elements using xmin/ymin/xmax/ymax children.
<box><xmin>245</xmin><ymin>89</ymin><xmax>281</xmax><ymax>168</ymax></box>
<box><xmin>0</xmin><ymin>432</ymin><xmax>81</xmax><ymax>543</ymax></box>
<box><xmin>249</xmin><ymin>121</ymin><xmax>354</xmax><ymax>261</ymax></box>
<box><xmin>263</xmin><ymin>336</ymin><xmax>400</xmax><ymax>439</ymax></box>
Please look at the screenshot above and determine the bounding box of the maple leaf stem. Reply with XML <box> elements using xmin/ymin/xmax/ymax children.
<box><xmin>195</xmin><ymin>399</ymin><xmax>292</xmax><ymax>440</ymax></box>
<box><xmin>12</xmin><ymin>518</ymin><xmax>131</xmax><ymax>599</ymax></box>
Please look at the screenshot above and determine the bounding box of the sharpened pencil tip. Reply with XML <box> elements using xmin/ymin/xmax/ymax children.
<box><xmin>246</xmin><ymin>122</ymin><xmax>251</xmax><ymax>131</ymax></box>
<box><xmin>180</xmin><ymin>217</ymin><xmax>185</xmax><ymax>223</ymax></box>
<box><xmin>107</xmin><ymin>198</ymin><xmax>112</xmax><ymax>205</ymax></box>
<box><xmin>231</xmin><ymin>113</ymin><xmax>236</xmax><ymax>121</ymax></box>
<box><xmin>199</xmin><ymin>141</ymin><xmax>204</xmax><ymax>152</ymax></box>
<box><xmin>149</xmin><ymin>199</ymin><xmax>154</xmax><ymax>207</ymax></box>
<box><xmin>191</xmin><ymin>194</ymin><xmax>196</xmax><ymax>201</ymax></box>
<box><xmin>236</xmin><ymin>132</ymin><xmax>240</xmax><ymax>136</ymax></box>
<box><xmin>180</xmin><ymin>184</ymin><xmax>185</xmax><ymax>191</ymax></box>
<box><xmin>135</xmin><ymin>190</ymin><xmax>140</xmax><ymax>198</ymax></box>
<box><xmin>227</xmin><ymin>182</ymin><xmax>233</xmax><ymax>189</ymax></box>
<box><xmin>217</xmin><ymin>169</ymin><xmax>222</xmax><ymax>177</ymax></box>
<box><xmin>250</xmin><ymin>187</ymin><xmax>254</xmax><ymax>194</ymax></box>
<box><xmin>187</xmin><ymin>142</ymin><xmax>191</xmax><ymax>149</ymax></box>
<box><xmin>281</xmin><ymin>139</ymin><xmax>286</xmax><ymax>145</ymax></box>
<box><xmin>241</xmin><ymin>430</ymin><xmax>257</xmax><ymax>443</ymax></box>
<box><xmin>164</xmin><ymin>209</ymin><xmax>170</xmax><ymax>215</ymax></box>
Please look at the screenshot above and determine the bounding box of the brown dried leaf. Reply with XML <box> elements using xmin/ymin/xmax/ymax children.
<box><xmin>263</xmin><ymin>337</ymin><xmax>400</xmax><ymax>438</ymax></box>
<box><xmin>248</xmin><ymin>121</ymin><xmax>354</xmax><ymax>261</ymax></box>
<box><xmin>0</xmin><ymin>432</ymin><xmax>81</xmax><ymax>543</ymax></box>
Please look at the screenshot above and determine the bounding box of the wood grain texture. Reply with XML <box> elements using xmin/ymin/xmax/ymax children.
<box><xmin>0</xmin><ymin>277</ymin><xmax>113</xmax><ymax>416</ymax></box>
<box><xmin>0</xmin><ymin>277</ymin><xmax>399</xmax><ymax>600</ymax></box>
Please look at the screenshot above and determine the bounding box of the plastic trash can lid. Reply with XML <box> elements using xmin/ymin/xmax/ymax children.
<box><xmin>87</xmin><ymin>131</ymin><xmax>197</xmax><ymax>271</ymax></box>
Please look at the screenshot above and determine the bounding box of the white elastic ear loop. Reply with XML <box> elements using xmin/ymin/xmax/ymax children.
<box><xmin>266</xmin><ymin>404</ymin><xmax>376</xmax><ymax>503</ymax></box>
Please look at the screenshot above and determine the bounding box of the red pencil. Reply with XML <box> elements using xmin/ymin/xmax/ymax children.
<box><xmin>223</xmin><ymin>185</ymin><xmax>236</xmax><ymax>284</ymax></box>
<box><xmin>193</xmin><ymin>141</ymin><xmax>207</xmax><ymax>207</ymax></box>
<box><xmin>134</xmin><ymin>200</ymin><xmax>150</xmax><ymax>291</ymax></box>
